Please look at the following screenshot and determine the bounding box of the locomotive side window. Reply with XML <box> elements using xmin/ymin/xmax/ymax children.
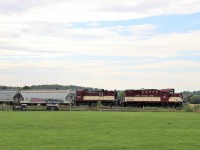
<box><xmin>99</xmin><ymin>92</ymin><xmax>103</xmax><ymax>97</ymax></box>
<box><xmin>77</xmin><ymin>92</ymin><xmax>80</xmax><ymax>96</ymax></box>
<box><xmin>169</xmin><ymin>91</ymin><xmax>174</xmax><ymax>94</ymax></box>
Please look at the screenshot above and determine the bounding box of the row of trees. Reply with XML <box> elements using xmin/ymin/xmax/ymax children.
<box><xmin>182</xmin><ymin>91</ymin><xmax>200</xmax><ymax>104</ymax></box>
<box><xmin>0</xmin><ymin>85</ymin><xmax>20</xmax><ymax>90</ymax></box>
<box><xmin>188</xmin><ymin>95</ymin><xmax>200</xmax><ymax>104</ymax></box>
<box><xmin>0</xmin><ymin>84</ymin><xmax>99</xmax><ymax>91</ymax></box>
<box><xmin>27</xmin><ymin>84</ymin><xmax>99</xmax><ymax>91</ymax></box>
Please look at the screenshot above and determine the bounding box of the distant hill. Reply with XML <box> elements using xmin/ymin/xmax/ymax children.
<box><xmin>29</xmin><ymin>84</ymin><xmax>99</xmax><ymax>90</ymax></box>
<box><xmin>0</xmin><ymin>84</ymin><xmax>100</xmax><ymax>91</ymax></box>
<box><xmin>0</xmin><ymin>85</ymin><xmax>20</xmax><ymax>90</ymax></box>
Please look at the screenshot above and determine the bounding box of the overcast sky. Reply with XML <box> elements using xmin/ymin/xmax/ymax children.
<box><xmin>0</xmin><ymin>0</ymin><xmax>200</xmax><ymax>92</ymax></box>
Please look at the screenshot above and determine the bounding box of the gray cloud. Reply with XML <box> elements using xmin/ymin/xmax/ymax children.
<box><xmin>0</xmin><ymin>0</ymin><xmax>66</xmax><ymax>14</ymax></box>
<box><xmin>96</xmin><ymin>1</ymin><xmax>169</xmax><ymax>13</ymax></box>
<box><xmin>96</xmin><ymin>0</ymin><xmax>200</xmax><ymax>15</ymax></box>
<box><xmin>0</xmin><ymin>1</ymin><xmax>42</xmax><ymax>14</ymax></box>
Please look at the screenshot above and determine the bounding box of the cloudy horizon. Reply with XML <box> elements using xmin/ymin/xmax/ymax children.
<box><xmin>0</xmin><ymin>0</ymin><xmax>200</xmax><ymax>92</ymax></box>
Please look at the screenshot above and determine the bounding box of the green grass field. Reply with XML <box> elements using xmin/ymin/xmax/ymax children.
<box><xmin>0</xmin><ymin>111</ymin><xmax>199</xmax><ymax>150</ymax></box>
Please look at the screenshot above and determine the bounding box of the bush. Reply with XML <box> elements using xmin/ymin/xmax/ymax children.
<box><xmin>193</xmin><ymin>105</ymin><xmax>200</xmax><ymax>112</ymax></box>
<box><xmin>182</xmin><ymin>103</ymin><xmax>193</xmax><ymax>112</ymax></box>
<box><xmin>189</xmin><ymin>95</ymin><xmax>200</xmax><ymax>104</ymax></box>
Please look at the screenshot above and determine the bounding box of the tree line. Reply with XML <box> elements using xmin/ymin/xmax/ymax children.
<box><xmin>182</xmin><ymin>91</ymin><xmax>200</xmax><ymax>104</ymax></box>
<box><xmin>0</xmin><ymin>84</ymin><xmax>99</xmax><ymax>91</ymax></box>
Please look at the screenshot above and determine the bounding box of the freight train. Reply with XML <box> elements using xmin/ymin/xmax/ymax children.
<box><xmin>0</xmin><ymin>88</ymin><xmax>183</xmax><ymax>108</ymax></box>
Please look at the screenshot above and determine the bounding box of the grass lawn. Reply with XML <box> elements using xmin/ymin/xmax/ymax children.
<box><xmin>0</xmin><ymin>111</ymin><xmax>199</xmax><ymax>150</ymax></box>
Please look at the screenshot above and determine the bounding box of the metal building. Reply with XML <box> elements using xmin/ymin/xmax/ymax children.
<box><xmin>0</xmin><ymin>91</ymin><xmax>23</xmax><ymax>105</ymax></box>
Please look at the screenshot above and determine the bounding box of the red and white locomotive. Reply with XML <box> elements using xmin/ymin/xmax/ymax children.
<box><xmin>76</xmin><ymin>89</ymin><xmax>117</xmax><ymax>106</ymax></box>
<box><xmin>75</xmin><ymin>88</ymin><xmax>183</xmax><ymax>107</ymax></box>
<box><xmin>124</xmin><ymin>88</ymin><xmax>183</xmax><ymax>107</ymax></box>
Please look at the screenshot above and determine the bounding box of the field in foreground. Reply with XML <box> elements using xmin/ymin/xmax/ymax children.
<box><xmin>0</xmin><ymin>112</ymin><xmax>199</xmax><ymax>150</ymax></box>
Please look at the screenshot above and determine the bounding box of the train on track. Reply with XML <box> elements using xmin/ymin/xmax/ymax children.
<box><xmin>75</xmin><ymin>88</ymin><xmax>183</xmax><ymax>107</ymax></box>
<box><xmin>0</xmin><ymin>88</ymin><xmax>183</xmax><ymax>109</ymax></box>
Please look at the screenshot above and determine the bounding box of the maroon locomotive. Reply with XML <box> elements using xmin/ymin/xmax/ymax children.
<box><xmin>76</xmin><ymin>89</ymin><xmax>117</xmax><ymax>106</ymax></box>
<box><xmin>124</xmin><ymin>88</ymin><xmax>183</xmax><ymax>107</ymax></box>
